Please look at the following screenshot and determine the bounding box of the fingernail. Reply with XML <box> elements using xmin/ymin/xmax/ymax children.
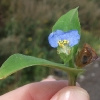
<box><xmin>51</xmin><ymin>86</ymin><xmax>90</xmax><ymax>100</ymax></box>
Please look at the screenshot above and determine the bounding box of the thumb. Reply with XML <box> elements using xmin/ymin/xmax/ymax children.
<box><xmin>50</xmin><ymin>86</ymin><xmax>90</xmax><ymax>100</ymax></box>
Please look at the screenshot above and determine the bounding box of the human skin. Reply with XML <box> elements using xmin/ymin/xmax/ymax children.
<box><xmin>0</xmin><ymin>77</ymin><xmax>90</xmax><ymax>100</ymax></box>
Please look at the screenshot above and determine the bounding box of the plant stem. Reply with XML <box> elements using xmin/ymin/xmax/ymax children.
<box><xmin>68</xmin><ymin>72</ymin><xmax>78</xmax><ymax>86</ymax></box>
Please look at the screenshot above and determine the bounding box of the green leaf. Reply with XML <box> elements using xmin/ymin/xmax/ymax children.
<box><xmin>0</xmin><ymin>54</ymin><xmax>83</xmax><ymax>79</ymax></box>
<box><xmin>52</xmin><ymin>7</ymin><xmax>81</xmax><ymax>34</ymax></box>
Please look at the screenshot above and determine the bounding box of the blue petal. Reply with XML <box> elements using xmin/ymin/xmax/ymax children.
<box><xmin>48</xmin><ymin>30</ymin><xmax>80</xmax><ymax>48</ymax></box>
<box><xmin>63</xmin><ymin>30</ymin><xmax>80</xmax><ymax>47</ymax></box>
<box><xmin>48</xmin><ymin>30</ymin><xmax>65</xmax><ymax>48</ymax></box>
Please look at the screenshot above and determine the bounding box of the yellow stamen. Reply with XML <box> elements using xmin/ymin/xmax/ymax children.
<box><xmin>58</xmin><ymin>40</ymin><xmax>69</xmax><ymax>47</ymax></box>
<box><xmin>63</xmin><ymin>40</ymin><xmax>69</xmax><ymax>44</ymax></box>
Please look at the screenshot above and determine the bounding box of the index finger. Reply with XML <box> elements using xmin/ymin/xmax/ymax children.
<box><xmin>0</xmin><ymin>80</ymin><xmax>68</xmax><ymax>100</ymax></box>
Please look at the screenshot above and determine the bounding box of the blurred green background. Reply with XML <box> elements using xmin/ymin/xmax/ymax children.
<box><xmin>0</xmin><ymin>0</ymin><xmax>100</xmax><ymax>94</ymax></box>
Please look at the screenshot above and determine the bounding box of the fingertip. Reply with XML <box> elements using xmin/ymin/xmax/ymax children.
<box><xmin>50</xmin><ymin>86</ymin><xmax>90</xmax><ymax>100</ymax></box>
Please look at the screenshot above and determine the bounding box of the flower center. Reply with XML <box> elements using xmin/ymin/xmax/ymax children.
<box><xmin>58</xmin><ymin>40</ymin><xmax>69</xmax><ymax>47</ymax></box>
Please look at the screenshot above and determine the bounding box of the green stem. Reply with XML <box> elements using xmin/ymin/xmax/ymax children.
<box><xmin>56</xmin><ymin>64</ymin><xmax>84</xmax><ymax>86</ymax></box>
<box><xmin>68</xmin><ymin>72</ymin><xmax>78</xmax><ymax>86</ymax></box>
<box><xmin>68</xmin><ymin>59</ymin><xmax>75</xmax><ymax>68</ymax></box>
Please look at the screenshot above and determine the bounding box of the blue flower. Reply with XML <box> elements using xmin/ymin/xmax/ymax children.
<box><xmin>48</xmin><ymin>30</ymin><xmax>80</xmax><ymax>48</ymax></box>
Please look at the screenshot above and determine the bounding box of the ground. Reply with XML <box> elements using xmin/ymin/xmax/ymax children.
<box><xmin>78</xmin><ymin>57</ymin><xmax>100</xmax><ymax>100</ymax></box>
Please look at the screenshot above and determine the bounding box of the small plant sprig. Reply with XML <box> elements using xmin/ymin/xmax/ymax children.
<box><xmin>0</xmin><ymin>7</ymin><xmax>98</xmax><ymax>86</ymax></box>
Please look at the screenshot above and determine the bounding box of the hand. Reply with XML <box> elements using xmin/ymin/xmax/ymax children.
<box><xmin>0</xmin><ymin>76</ymin><xmax>90</xmax><ymax>100</ymax></box>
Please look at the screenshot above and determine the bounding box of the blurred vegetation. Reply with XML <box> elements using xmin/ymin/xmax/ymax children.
<box><xmin>0</xmin><ymin>0</ymin><xmax>100</xmax><ymax>94</ymax></box>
